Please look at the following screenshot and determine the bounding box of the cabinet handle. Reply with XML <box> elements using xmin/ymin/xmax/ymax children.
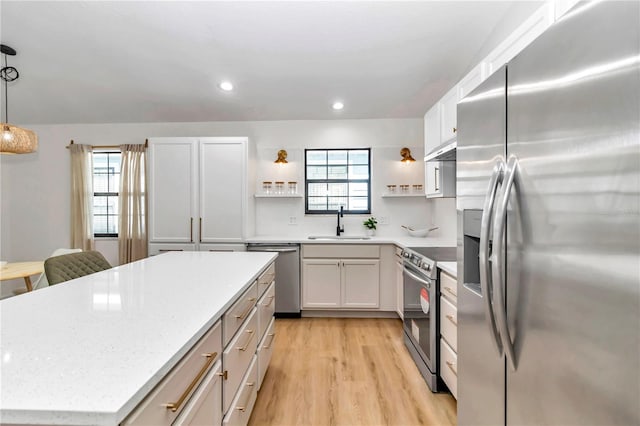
<box><xmin>453</xmin><ymin>127</ymin><xmax>457</xmax><ymax>133</ymax></box>
<box><xmin>190</xmin><ymin>218</ymin><xmax>194</xmax><ymax>243</ymax></box>
<box><xmin>216</xmin><ymin>370</ymin><xmax>228</xmax><ymax>380</ymax></box>
<box><xmin>163</xmin><ymin>352</ymin><xmax>217</xmax><ymax>412</ymax></box>
<box><xmin>262</xmin><ymin>295</ymin><xmax>275</xmax><ymax>307</ymax></box>
<box><xmin>159</xmin><ymin>249</ymin><xmax>184</xmax><ymax>252</ymax></box>
<box><xmin>263</xmin><ymin>332</ymin><xmax>276</xmax><ymax>349</ymax></box>
<box><xmin>443</xmin><ymin>286</ymin><xmax>456</xmax><ymax>298</ymax></box>
<box><xmin>235</xmin><ymin>382</ymin><xmax>256</xmax><ymax>412</ymax></box>
<box><xmin>446</xmin><ymin>314</ymin><xmax>457</xmax><ymax>326</ymax></box>
<box><xmin>435</xmin><ymin>167</ymin><xmax>440</xmax><ymax>191</ymax></box>
<box><xmin>446</xmin><ymin>360</ymin><xmax>458</xmax><ymax>377</ymax></box>
<box><xmin>236</xmin><ymin>330</ymin><xmax>255</xmax><ymax>351</ymax></box>
<box><xmin>234</xmin><ymin>298</ymin><xmax>256</xmax><ymax>320</ymax></box>
<box><xmin>199</xmin><ymin>217</ymin><xmax>202</xmax><ymax>243</ymax></box>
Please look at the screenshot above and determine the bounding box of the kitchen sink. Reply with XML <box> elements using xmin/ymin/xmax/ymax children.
<box><xmin>307</xmin><ymin>236</ymin><xmax>372</xmax><ymax>240</ymax></box>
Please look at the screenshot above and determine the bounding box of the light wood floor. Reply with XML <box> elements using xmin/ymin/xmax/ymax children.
<box><xmin>249</xmin><ymin>317</ymin><xmax>457</xmax><ymax>426</ymax></box>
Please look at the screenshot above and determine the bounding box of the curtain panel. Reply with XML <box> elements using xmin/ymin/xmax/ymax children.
<box><xmin>70</xmin><ymin>144</ymin><xmax>94</xmax><ymax>251</ymax></box>
<box><xmin>118</xmin><ymin>144</ymin><xmax>147</xmax><ymax>264</ymax></box>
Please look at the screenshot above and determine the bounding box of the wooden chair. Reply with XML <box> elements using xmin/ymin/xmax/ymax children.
<box><xmin>44</xmin><ymin>251</ymin><xmax>112</xmax><ymax>285</ymax></box>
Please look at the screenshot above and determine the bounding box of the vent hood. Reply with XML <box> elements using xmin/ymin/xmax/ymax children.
<box><xmin>424</xmin><ymin>138</ymin><xmax>456</xmax><ymax>161</ymax></box>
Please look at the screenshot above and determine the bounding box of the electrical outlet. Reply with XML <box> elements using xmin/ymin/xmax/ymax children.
<box><xmin>288</xmin><ymin>216</ymin><xmax>297</xmax><ymax>225</ymax></box>
<box><xmin>379</xmin><ymin>216</ymin><xmax>389</xmax><ymax>225</ymax></box>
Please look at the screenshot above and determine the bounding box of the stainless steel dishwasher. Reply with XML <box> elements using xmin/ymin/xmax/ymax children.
<box><xmin>247</xmin><ymin>243</ymin><xmax>300</xmax><ymax>317</ymax></box>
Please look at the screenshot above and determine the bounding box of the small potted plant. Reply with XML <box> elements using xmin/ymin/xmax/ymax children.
<box><xmin>363</xmin><ymin>217</ymin><xmax>378</xmax><ymax>236</ymax></box>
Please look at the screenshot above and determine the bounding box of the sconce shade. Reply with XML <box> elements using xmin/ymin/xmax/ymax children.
<box><xmin>1</xmin><ymin>123</ymin><xmax>38</xmax><ymax>154</ymax></box>
<box><xmin>400</xmin><ymin>147</ymin><xmax>416</xmax><ymax>163</ymax></box>
<box><xmin>274</xmin><ymin>149</ymin><xmax>288</xmax><ymax>164</ymax></box>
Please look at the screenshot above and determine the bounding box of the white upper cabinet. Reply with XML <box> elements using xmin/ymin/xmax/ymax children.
<box><xmin>149</xmin><ymin>137</ymin><xmax>249</xmax><ymax>247</ymax></box>
<box><xmin>457</xmin><ymin>63</ymin><xmax>487</xmax><ymax>102</ymax></box>
<box><xmin>485</xmin><ymin>2</ymin><xmax>554</xmax><ymax>77</ymax></box>
<box><xmin>439</xmin><ymin>86</ymin><xmax>458</xmax><ymax>143</ymax></box>
<box><xmin>424</xmin><ymin>104</ymin><xmax>441</xmax><ymax>154</ymax></box>
<box><xmin>199</xmin><ymin>138</ymin><xmax>247</xmax><ymax>243</ymax></box>
<box><xmin>148</xmin><ymin>138</ymin><xmax>198</xmax><ymax>243</ymax></box>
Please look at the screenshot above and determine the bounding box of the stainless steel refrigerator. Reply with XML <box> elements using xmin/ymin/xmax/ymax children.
<box><xmin>456</xmin><ymin>1</ymin><xmax>639</xmax><ymax>425</ymax></box>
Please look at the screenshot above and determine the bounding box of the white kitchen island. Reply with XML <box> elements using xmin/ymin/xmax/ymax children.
<box><xmin>0</xmin><ymin>251</ymin><xmax>277</xmax><ymax>426</ymax></box>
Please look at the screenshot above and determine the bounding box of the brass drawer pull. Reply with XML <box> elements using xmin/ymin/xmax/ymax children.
<box><xmin>159</xmin><ymin>249</ymin><xmax>184</xmax><ymax>252</ymax></box>
<box><xmin>235</xmin><ymin>382</ymin><xmax>256</xmax><ymax>412</ymax></box>
<box><xmin>190</xmin><ymin>218</ymin><xmax>193</xmax><ymax>243</ymax></box>
<box><xmin>234</xmin><ymin>298</ymin><xmax>256</xmax><ymax>320</ymax></box>
<box><xmin>263</xmin><ymin>332</ymin><xmax>276</xmax><ymax>350</ymax></box>
<box><xmin>443</xmin><ymin>286</ymin><xmax>457</xmax><ymax>298</ymax></box>
<box><xmin>163</xmin><ymin>351</ymin><xmax>217</xmax><ymax>412</ymax></box>
<box><xmin>262</xmin><ymin>295</ymin><xmax>275</xmax><ymax>307</ymax></box>
<box><xmin>446</xmin><ymin>314</ymin><xmax>457</xmax><ymax>326</ymax></box>
<box><xmin>216</xmin><ymin>370</ymin><xmax>228</xmax><ymax>380</ymax></box>
<box><xmin>199</xmin><ymin>217</ymin><xmax>202</xmax><ymax>243</ymax></box>
<box><xmin>446</xmin><ymin>360</ymin><xmax>458</xmax><ymax>377</ymax></box>
<box><xmin>236</xmin><ymin>330</ymin><xmax>255</xmax><ymax>351</ymax></box>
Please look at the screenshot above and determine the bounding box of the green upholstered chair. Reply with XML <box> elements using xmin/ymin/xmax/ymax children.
<box><xmin>44</xmin><ymin>250</ymin><xmax>112</xmax><ymax>285</ymax></box>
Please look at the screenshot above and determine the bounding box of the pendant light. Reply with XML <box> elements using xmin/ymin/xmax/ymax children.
<box><xmin>1</xmin><ymin>44</ymin><xmax>37</xmax><ymax>154</ymax></box>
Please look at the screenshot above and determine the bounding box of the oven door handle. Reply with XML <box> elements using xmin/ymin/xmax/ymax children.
<box><xmin>403</xmin><ymin>267</ymin><xmax>432</xmax><ymax>288</ymax></box>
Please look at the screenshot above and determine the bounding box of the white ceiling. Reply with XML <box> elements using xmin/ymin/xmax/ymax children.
<box><xmin>0</xmin><ymin>1</ymin><xmax>542</xmax><ymax>125</ymax></box>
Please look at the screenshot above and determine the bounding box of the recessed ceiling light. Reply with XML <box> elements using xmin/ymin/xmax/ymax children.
<box><xmin>219</xmin><ymin>81</ymin><xmax>234</xmax><ymax>91</ymax></box>
<box><xmin>332</xmin><ymin>101</ymin><xmax>344</xmax><ymax>110</ymax></box>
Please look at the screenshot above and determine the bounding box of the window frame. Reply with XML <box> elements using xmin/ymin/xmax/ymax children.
<box><xmin>304</xmin><ymin>148</ymin><xmax>372</xmax><ymax>215</ymax></box>
<box><xmin>92</xmin><ymin>149</ymin><xmax>121</xmax><ymax>238</ymax></box>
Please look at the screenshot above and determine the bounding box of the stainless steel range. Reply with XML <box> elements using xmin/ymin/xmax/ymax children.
<box><xmin>402</xmin><ymin>246</ymin><xmax>456</xmax><ymax>392</ymax></box>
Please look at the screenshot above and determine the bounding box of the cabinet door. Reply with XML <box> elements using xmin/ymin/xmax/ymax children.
<box><xmin>440</xmin><ymin>87</ymin><xmax>458</xmax><ymax>143</ymax></box>
<box><xmin>199</xmin><ymin>138</ymin><xmax>247</xmax><ymax>242</ymax></box>
<box><xmin>302</xmin><ymin>259</ymin><xmax>341</xmax><ymax>308</ymax></box>
<box><xmin>458</xmin><ymin>63</ymin><xmax>487</xmax><ymax>101</ymax></box>
<box><xmin>173</xmin><ymin>360</ymin><xmax>223</xmax><ymax>426</ymax></box>
<box><xmin>341</xmin><ymin>259</ymin><xmax>380</xmax><ymax>308</ymax></box>
<box><xmin>425</xmin><ymin>161</ymin><xmax>441</xmax><ymax>196</ymax></box>
<box><xmin>424</xmin><ymin>104</ymin><xmax>441</xmax><ymax>153</ymax></box>
<box><xmin>148</xmin><ymin>138</ymin><xmax>198</xmax><ymax>243</ymax></box>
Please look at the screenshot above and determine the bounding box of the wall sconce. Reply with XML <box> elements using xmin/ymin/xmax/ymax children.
<box><xmin>1</xmin><ymin>44</ymin><xmax>38</xmax><ymax>154</ymax></box>
<box><xmin>274</xmin><ymin>149</ymin><xmax>288</xmax><ymax>164</ymax></box>
<box><xmin>400</xmin><ymin>147</ymin><xmax>415</xmax><ymax>163</ymax></box>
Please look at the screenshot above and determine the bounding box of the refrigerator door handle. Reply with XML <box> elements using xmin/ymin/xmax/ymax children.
<box><xmin>491</xmin><ymin>155</ymin><xmax>518</xmax><ymax>371</ymax></box>
<box><xmin>479</xmin><ymin>160</ymin><xmax>505</xmax><ymax>356</ymax></box>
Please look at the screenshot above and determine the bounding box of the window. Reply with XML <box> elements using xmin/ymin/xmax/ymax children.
<box><xmin>305</xmin><ymin>148</ymin><xmax>371</xmax><ymax>214</ymax></box>
<box><xmin>93</xmin><ymin>151</ymin><xmax>121</xmax><ymax>237</ymax></box>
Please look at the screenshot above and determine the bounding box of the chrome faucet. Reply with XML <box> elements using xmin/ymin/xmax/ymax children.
<box><xmin>336</xmin><ymin>206</ymin><xmax>344</xmax><ymax>236</ymax></box>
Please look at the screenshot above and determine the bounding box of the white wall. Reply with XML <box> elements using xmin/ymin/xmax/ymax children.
<box><xmin>0</xmin><ymin>118</ymin><xmax>460</xmax><ymax>297</ymax></box>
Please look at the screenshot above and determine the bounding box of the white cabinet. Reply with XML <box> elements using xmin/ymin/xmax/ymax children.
<box><xmin>423</xmin><ymin>104</ymin><xmax>440</xmax><ymax>154</ymax></box>
<box><xmin>457</xmin><ymin>63</ymin><xmax>487</xmax><ymax>101</ymax></box>
<box><xmin>439</xmin><ymin>270</ymin><xmax>458</xmax><ymax>399</ymax></box>
<box><xmin>173</xmin><ymin>360</ymin><xmax>223</xmax><ymax>426</ymax></box>
<box><xmin>485</xmin><ymin>3</ymin><xmax>554</xmax><ymax>77</ymax></box>
<box><xmin>148</xmin><ymin>137</ymin><xmax>249</xmax><ymax>251</ymax></box>
<box><xmin>301</xmin><ymin>245</ymin><xmax>380</xmax><ymax>310</ymax></box>
<box><xmin>425</xmin><ymin>161</ymin><xmax>455</xmax><ymax>198</ymax></box>
<box><xmin>439</xmin><ymin>86</ymin><xmax>458</xmax><ymax>143</ymax></box>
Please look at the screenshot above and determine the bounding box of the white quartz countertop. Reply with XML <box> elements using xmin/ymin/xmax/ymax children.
<box><xmin>0</xmin><ymin>251</ymin><xmax>277</xmax><ymax>426</ymax></box>
<box><xmin>438</xmin><ymin>261</ymin><xmax>457</xmax><ymax>277</ymax></box>
<box><xmin>246</xmin><ymin>235</ymin><xmax>456</xmax><ymax>248</ymax></box>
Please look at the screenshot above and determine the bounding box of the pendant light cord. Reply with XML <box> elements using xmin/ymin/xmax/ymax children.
<box><xmin>3</xmin><ymin>54</ymin><xmax>8</xmax><ymax>124</ymax></box>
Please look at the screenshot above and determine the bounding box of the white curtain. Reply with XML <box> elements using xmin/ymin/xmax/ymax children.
<box><xmin>70</xmin><ymin>144</ymin><xmax>94</xmax><ymax>251</ymax></box>
<box><xmin>119</xmin><ymin>144</ymin><xmax>147</xmax><ymax>264</ymax></box>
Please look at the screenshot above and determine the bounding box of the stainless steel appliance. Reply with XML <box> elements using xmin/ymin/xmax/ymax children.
<box><xmin>402</xmin><ymin>246</ymin><xmax>456</xmax><ymax>391</ymax></box>
<box><xmin>457</xmin><ymin>2</ymin><xmax>639</xmax><ymax>424</ymax></box>
<box><xmin>247</xmin><ymin>243</ymin><xmax>301</xmax><ymax>317</ymax></box>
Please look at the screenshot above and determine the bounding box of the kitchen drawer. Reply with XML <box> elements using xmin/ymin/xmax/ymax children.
<box><xmin>173</xmin><ymin>360</ymin><xmax>223</xmax><ymax>426</ymax></box>
<box><xmin>302</xmin><ymin>244</ymin><xmax>380</xmax><ymax>259</ymax></box>
<box><xmin>257</xmin><ymin>316</ymin><xmax>276</xmax><ymax>391</ymax></box>
<box><xmin>440</xmin><ymin>295</ymin><xmax>457</xmax><ymax>352</ymax></box>
<box><xmin>440</xmin><ymin>271</ymin><xmax>457</xmax><ymax>303</ymax></box>
<box><xmin>148</xmin><ymin>243</ymin><xmax>197</xmax><ymax>256</ymax></box>
<box><xmin>440</xmin><ymin>338</ymin><xmax>458</xmax><ymax>400</ymax></box>
<box><xmin>257</xmin><ymin>282</ymin><xmax>275</xmax><ymax>339</ymax></box>
<box><xmin>123</xmin><ymin>321</ymin><xmax>222</xmax><ymax>425</ymax></box>
<box><xmin>223</xmin><ymin>355</ymin><xmax>258</xmax><ymax>426</ymax></box>
<box><xmin>224</xmin><ymin>281</ymin><xmax>258</xmax><ymax>346</ymax></box>
<box><xmin>223</xmin><ymin>308</ymin><xmax>258</xmax><ymax>414</ymax></box>
<box><xmin>257</xmin><ymin>262</ymin><xmax>275</xmax><ymax>298</ymax></box>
